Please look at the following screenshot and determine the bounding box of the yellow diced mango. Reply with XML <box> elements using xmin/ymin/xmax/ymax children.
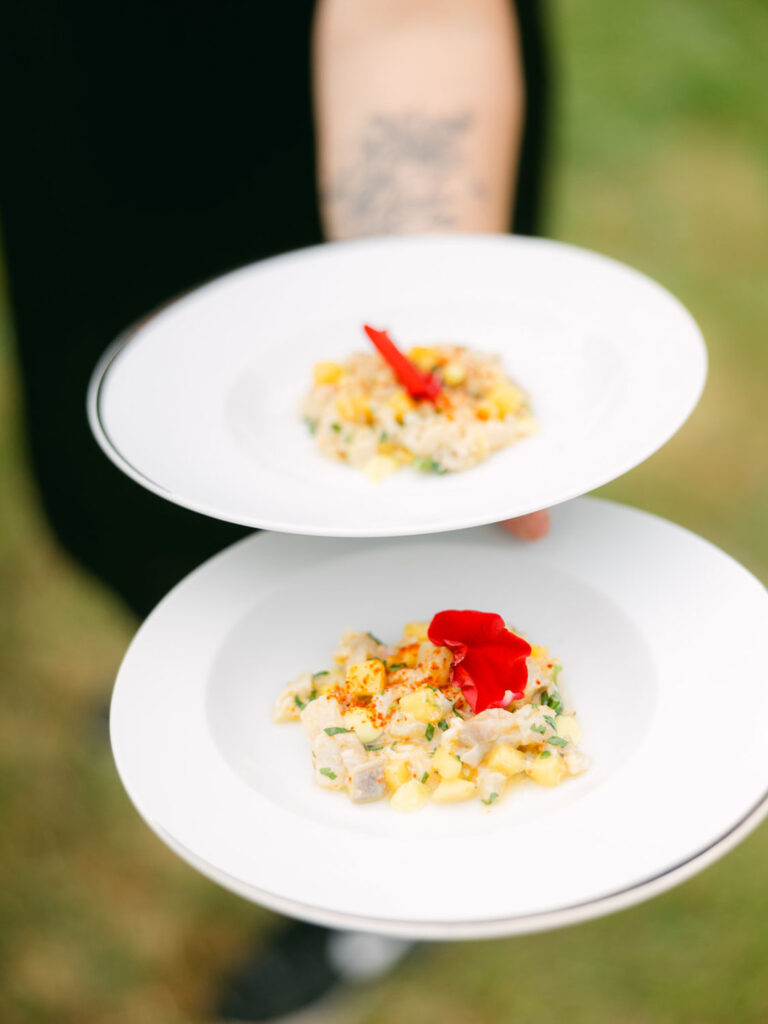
<box><xmin>487</xmin><ymin>383</ymin><xmax>524</xmax><ymax>418</ymax></box>
<box><xmin>486</xmin><ymin>743</ymin><xmax>527</xmax><ymax>777</ymax></box>
<box><xmin>432</xmin><ymin>746</ymin><xmax>462</xmax><ymax>780</ymax></box>
<box><xmin>442</xmin><ymin>361</ymin><xmax>466</xmax><ymax>386</ymax></box>
<box><xmin>343</xmin><ymin>708</ymin><xmax>382</xmax><ymax>746</ymax></box>
<box><xmin>530</xmin><ymin>644</ymin><xmax>550</xmax><ymax>660</ymax></box>
<box><xmin>386</xmin><ymin>390</ymin><xmax>415</xmax><ymax>423</ymax></box>
<box><xmin>398</xmin><ymin>687</ymin><xmax>441</xmax><ymax>724</ymax></box>
<box><xmin>313</xmin><ymin>361</ymin><xmax>343</xmax><ymax>385</ymax></box>
<box><xmin>334</xmin><ymin>393</ymin><xmax>371</xmax><ymax>424</ymax></box>
<box><xmin>556</xmin><ymin>715</ymin><xmax>581</xmax><ymax>743</ymax></box>
<box><xmin>527</xmin><ymin>753</ymin><xmax>565</xmax><ymax>787</ymax></box>
<box><xmin>386</xmin><ymin>644</ymin><xmax>419</xmax><ymax>670</ymax></box>
<box><xmin>363</xmin><ymin>455</ymin><xmax>400</xmax><ymax>481</ymax></box>
<box><xmin>432</xmin><ymin>779</ymin><xmax>476</xmax><ymax>803</ymax></box>
<box><xmin>408</xmin><ymin>346</ymin><xmax>439</xmax><ymax>371</ymax></box>
<box><xmin>384</xmin><ymin>760</ymin><xmax>411</xmax><ymax>791</ymax></box>
<box><xmin>390</xmin><ymin>780</ymin><xmax>428</xmax><ymax>811</ymax></box>
<box><xmin>403</xmin><ymin>621</ymin><xmax>430</xmax><ymax>643</ymax></box>
<box><xmin>346</xmin><ymin>659</ymin><xmax>386</xmax><ymax>696</ymax></box>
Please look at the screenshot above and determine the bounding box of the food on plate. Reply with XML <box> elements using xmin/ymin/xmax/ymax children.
<box><xmin>273</xmin><ymin>610</ymin><xmax>589</xmax><ymax>809</ymax></box>
<box><xmin>302</xmin><ymin>325</ymin><xmax>536</xmax><ymax>479</ymax></box>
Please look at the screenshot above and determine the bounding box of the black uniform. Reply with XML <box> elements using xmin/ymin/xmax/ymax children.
<box><xmin>1</xmin><ymin>1</ymin><xmax>550</xmax><ymax>618</ymax></box>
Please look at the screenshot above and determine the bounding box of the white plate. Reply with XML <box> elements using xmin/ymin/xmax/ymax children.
<box><xmin>110</xmin><ymin>498</ymin><xmax>768</xmax><ymax>939</ymax></box>
<box><xmin>89</xmin><ymin>235</ymin><xmax>706</xmax><ymax>536</ymax></box>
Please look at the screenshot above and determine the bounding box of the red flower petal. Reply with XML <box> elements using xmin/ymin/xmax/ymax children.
<box><xmin>428</xmin><ymin>609</ymin><xmax>531</xmax><ymax>713</ymax></box>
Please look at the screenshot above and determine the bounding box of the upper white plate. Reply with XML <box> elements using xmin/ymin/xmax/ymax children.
<box><xmin>110</xmin><ymin>498</ymin><xmax>768</xmax><ymax>939</ymax></box>
<box><xmin>89</xmin><ymin>235</ymin><xmax>706</xmax><ymax>536</ymax></box>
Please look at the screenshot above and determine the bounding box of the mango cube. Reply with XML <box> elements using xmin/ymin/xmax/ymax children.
<box><xmin>343</xmin><ymin>708</ymin><xmax>382</xmax><ymax>746</ymax></box>
<box><xmin>313</xmin><ymin>361</ymin><xmax>343</xmax><ymax>385</ymax></box>
<box><xmin>403</xmin><ymin>621</ymin><xmax>430</xmax><ymax>643</ymax></box>
<box><xmin>387</xmin><ymin>390</ymin><xmax>415</xmax><ymax>422</ymax></box>
<box><xmin>442</xmin><ymin>361</ymin><xmax>466</xmax><ymax>386</ymax></box>
<box><xmin>432</xmin><ymin>779</ymin><xmax>476</xmax><ymax>803</ymax></box>
<box><xmin>432</xmin><ymin>746</ymin><xmax>462</xmax><ymax>780</ymax></box>
<box><xmin>527</xmin><ymin>753</ymin><xmax>565</xmax><ymax>787</ymax></box>
<box><xmin>363</xmin><ymin>455</ymin><xmax>400</xmax><ymax>481</ymax></box>
<box><xmin>399</xmin><ymin>687</ymin><xmax>441</xmax><ymax>724</ymax></box>
<box><xmin>530</xmin><ymin>644</ymin><xmax>550</xmax><ymax>660</ymax></box>
<box><xmin>408</xmin><ymin>346</ymin><xmax>439</xmax><ymax>371</ymax></box>
<box><xmin>486</xmin><ymin>743</ymin><xmax>527</xmax><ymax>777</ymax></box>
<box><xmin>390</xmin><ymin>780</ymin><xmax>428</xmax><ymax>811</ymax></box>
<box><xmin>556</xmin><ymin>715</ymin><xmax>581</xmax><ymax>743</ymax></box>
<box><xmin>384</xmin><ymin>760</ymin><xmax>411</xmax><ymax>791</ymax></box>
<box><xmin>334</xmin><ymin>393</ymin><xmax>371</xmax><ymax>424</ymax></box>
<box><xmin>346</xmin><ymin>659</ymin><xmax>386</xmax><ymax>696</ymax></box>
<box><xmin>487</xmin><ymin>383</ymin><xmax>524</xmax><ymax>417</ymax></box>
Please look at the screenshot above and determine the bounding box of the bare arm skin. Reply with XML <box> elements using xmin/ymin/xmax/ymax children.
<box><xmin>313</xmin><ymin>0</ymin><xmax>549</xmax><ymax>539</ymax></box>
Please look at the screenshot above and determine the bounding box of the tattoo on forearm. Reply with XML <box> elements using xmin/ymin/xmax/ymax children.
<box><xmin>322</xmin><ymin>112</ymin><xmax>485</xmax><ymax>237</ymax></box>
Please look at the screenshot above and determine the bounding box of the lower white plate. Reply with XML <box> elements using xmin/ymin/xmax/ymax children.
<box><xmin>110</xmin><ymin>498</ymin><xmax>768</xmax><ymax>939</ymax></box>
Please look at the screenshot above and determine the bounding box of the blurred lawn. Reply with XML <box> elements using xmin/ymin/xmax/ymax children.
<box><xmin>1</xmin><ymin>1</ymin><xmax>766</xmax><ymax>1022</ymax></box>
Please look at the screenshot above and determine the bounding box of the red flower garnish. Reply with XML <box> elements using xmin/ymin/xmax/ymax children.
<box><xmin>428</xmin><ymin>610</ymin><xmax>531</xmax><ymax>713</ymax></box>
<box><xmin>363</xmin><ymin>324</ymin><xmax>442</xmax><ymax>403</ymax></box>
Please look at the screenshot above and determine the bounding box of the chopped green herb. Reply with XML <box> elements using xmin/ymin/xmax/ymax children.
<box><xmin>412</xmin><ymin>456</ymin><xmax>447</xmax><ymax>474</ymax></box>
<box><xmin>313</xmin><ymin>670</ymin><xmax>329</xmax><ymax>678</ymax></box>
<box><xmin>539</xmin><ymin>750</ymin><xmax>552</xmax><ymax>759</ymax></box>
<box><xmin>364</xmin><ymin>743</ymin><xmax>384</xmax><ymax>752</ymax></box>
<box><xmin>426</xmin><ymin>684</ymin><xmax>438</xmax><ymax>692</ymax></box>
<box><xmin>482</xmin><ymin>792</ymin><xmax>499</xmax><ymax>806</ymax></box>
<box><xmin>391</xmin><ymin>741</ymin><xmax>398</xmax><ymax>750</ymax></box>
<box><xmin>324</xmin><ymin>726</ymin><xmax>352</xmax><ymax>736</ymax></box>
<box><xmin>453</xmin><ymin>704</ymin><xmax>463</xmax><ymax>718</ymax></box>
<box><xmin>388</xmin><ymin>662</ymin><xmax>407</xmax><ymax>671</ymax></box>
<box><xmin>540</xmin><ymin>691</ymin><xmax>564</xmax><ymax>714</ymax></box>
<box><xmin>379</xmin><ymin>430</ymin><xmax>389</xmax><ymax>441</ymax></box>
<box><xmin>367</xmin><ymin>631</ymin><xmax>384</xmax><ymax>645</ymax></box>
<box><xmin>425</xmin><ymin>723</ymin><xmax>435</xmax><ymax>741</ymax></box>
<box><xmin>437</xmin><ymin>719</ymin><xmax>449</xmax><ymax>732</ymax></box>
<box><xmin>552</xmin><ymin>664</ymin><xmax>562</xmax><ymax>684</ymax></box>
<box><xmin>308</xmin><ymin>688</ymin><xmax>318</xmax><ymax>702</ymax></box>
<box><xmin>319</xmin><ymin>767</ymin><xmax>337</xmax><ymax>780</ymax></box>
<box><xmin>331</xmin><ymin>422</ymin><xmax>342</xmax><ymax>432</ymax></box>
<box><xmin>293</xmin><ymin>694</ymin><xmax>306</xmax><ymax>711</ymax></box>
<box><xmin>304</xmin><ymin>417</ymin><xmax>317</xmax><ymax>435</ymax></box>
<box><xmin>421</xmin><ymin>772</ymin><xmax>429</xmax><ymax>784</ymax></box>
<box><xmin>543</xmin><ymin>715</ymin><xmax>557</xmax><ymax>731</ymax></box>
<box><xmin>531</xmin><ymin>723</ymin><xmax>546</xmax><ymax>735</ymax></box>
<box><xmin>547</xmin><ymin>736</ymin><xmax>567</xmax><ymax>747</ymax></box>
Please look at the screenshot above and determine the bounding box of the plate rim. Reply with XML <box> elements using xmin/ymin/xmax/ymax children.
<box><xmin>87</xmin><ymin>233</ymin><xmax>708</xmax><ymax>537</ymax></box>
<box><xmin>109</xmin><ymin>497</ymin><xmax>768</xmax><ymax>938</ymax></box>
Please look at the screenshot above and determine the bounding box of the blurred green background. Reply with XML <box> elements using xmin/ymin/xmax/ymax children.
<box><xmin>1</xmin><ymin>1</ymin><xmax>766</xmax><ymax>1022</ymax></box>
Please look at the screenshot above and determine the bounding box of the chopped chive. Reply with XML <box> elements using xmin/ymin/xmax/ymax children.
<box><xmin>308</xmin><ymin>688</ymin><xmax>318</xmax><ymax>702</ymax></box>
<box><xmin>425</xmin><ymin>723</ymin><xmax>435</xmax><ymax>741</ymax></box>
<box><xmin>552</xmin><ymin>664</ymin><xmax>562</xmax><ymax>684</ymax></box>
<box><xmin>547</xmin><ymin>736</ymin><xmax>567</xmax><ymax>747</ymax></box>
<box><xmin>304</xmin><ymin>417</ymin><xmax>317</xmax><ymax>435</ymax></box>
<box><xmin>365</xmin><ymin>743</ymin><xmax>383</xmax><ymax>752</ymax></box>
<box><xmin>320</xmin><ymin>767</ymin><xmax>337</xmax><ymax>780</ymax></box>
<box><xmin>412</xmin><ymin>456</ymin><xmax>447</xmax><ymax>474</ymax></box>
<box><xmin>437</xmin><ymin>719</ymin><xmax>449</xmax><ymax>732</ymax></box>
<box><xmin>313</xmin><ymin>670</ymin><xmax>329</xmax><ymax>678</ymax></box>
<box><xmin>531</xmin><ymin>723</ymin><xmax>546</xmax><ymax>735</ymax></box>
<box><xmin>482</xmin><ymin>792</ymin><xmax>499</xmax><ymax>806</ymax></box>
<box><xmin>391</xmin><ymin>741</ymin><xmax>398</xmax><ymax>749</ymax></box>
<box><xmin>324</xmin><ymin>726</ymin><xmax>352</xmax><ymax>736</ymax></box>
<box><xmin>331</xmin><ymin>423</ymin><xmax>341</xmax><ymax>432</ymax></box>
<box><xmin>379</xmin><ymin>430</ymin><xmax>389</xmax><ymax>441</ymax></box>
<box><xmin>543</xmin><ymin>715</ymin><xmax>557</xmax><ymax>731</ymax></box>
<box><xmin>421</xmin><ymin>772</ymin><xmax>429</xmax><ymax>784</ymax></box>
<box><xmin>293</xmin><ymin>695</ymin><xmax>306</xmax><ymax>710</ymax></box>
<box><xmin>388</xmin><ymin>662</ymin><xmax>407</xmax><ymax>671</ymax></box>
<box><xmin>539</xmin><ymin>750</ymin><xmax>552</xmax><ymax>759</ymax></box>
<box><xmin>367</xmin><ymin>631</ymin><xmax>384</xmax><ymax>645</ymax></box>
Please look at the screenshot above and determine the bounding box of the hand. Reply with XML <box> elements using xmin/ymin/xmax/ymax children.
<box><xmin>500</xmin><ymin>509</ymin><xmax>550</xmax><ymax>540</ymax></box>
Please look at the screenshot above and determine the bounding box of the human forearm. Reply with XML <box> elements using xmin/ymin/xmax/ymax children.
<box><xmin>313</xmin><ymin>0</ymin><xmax>524</xmax><ymax>239</ymax></box>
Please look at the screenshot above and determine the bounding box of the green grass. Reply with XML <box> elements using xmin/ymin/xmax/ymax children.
<box><xmin>1</xmin><ymin>1</ymin><xmax>766</xmax><ymax>1021</ymax></box>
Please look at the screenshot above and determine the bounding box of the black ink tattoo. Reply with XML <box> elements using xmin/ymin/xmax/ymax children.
<box><xmin>322</xmin><ymin>112</ymin><xmax>481</xmax><ymax>236</ymax></box>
